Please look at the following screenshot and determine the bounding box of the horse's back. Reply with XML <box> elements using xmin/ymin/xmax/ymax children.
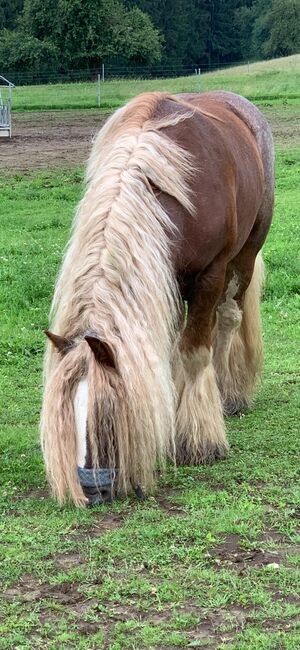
<box><xmin>177</xmin><ymin>91</ymin><xmax>273</xmax><ymax>159</ymax></box>
<box><xmin>179</xmin><ymin>90</ymin><xmax>275</xmax><ymax>209</ymax></box>
<box><xmin>189</xmin><ymin>91</ymin><xmax>275</xmax><ymax>253</ymax></box>
<box><xmin>154</xmin><ymin>91</ymin><xmax>273</xmax><ymax>273</ymax></box>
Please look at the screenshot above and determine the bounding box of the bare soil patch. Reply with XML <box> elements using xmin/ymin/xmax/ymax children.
<box><xmin>4</xmin><ymin>570</ymin><xmax>298</xmax><ymax>648</ymax></box>
<box><xmin>1</xmin><ymin>110</ymin><xmax>109</xmax><ymax>173</ymax></box>
<box><xmin>207</xmin><ymin>532</ymin><xmax>299</xmax><ymax>572</ymax></box>
<box><xmin>2</xmin><ymin>104</ymin><xmax>299</xmax><ymax>174</ymax></box>
<box><xmin>156</xmin><ymin>496</ymin><xmax>186</xmax><ymax>516</ymax></box>
<box><xmin>268</xmin><ymin>585</ymin><xmax>300</xmax><ymax>605</ymax></box>
<box><xmin>55</xmin><ymin>552</ymin><xmax>84</xmax><ymax>569</ymax></box>
<box><xmin>3</xmin><ymin>576</ymin><xmax>83</xmax><ymax>605</ymax></box>
<box><xmin>262</xmin><ymin>104</ymin><xmax>300</xmax><ymax>148</ymax></box>
<box><xmin>155</xmin><ymin>487</ymin><xmax>187</xmax><ymax>516</ymax></box>
<box><xmin>67</xmin><ymin>512</ymin><xmax>125</xmax><ymax>543</ymax></box>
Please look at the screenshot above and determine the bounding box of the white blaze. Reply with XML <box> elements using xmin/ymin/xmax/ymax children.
<box><xmin>74</xmin><ymin>378</ymin><xmax>88</xmax><ymax>467</ymax></box>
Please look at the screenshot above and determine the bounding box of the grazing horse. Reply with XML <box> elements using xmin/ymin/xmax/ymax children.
<box><xmin>41</xmin><ymin>91</ymin><xmax>274</xmax><ymax>506</ymax></box>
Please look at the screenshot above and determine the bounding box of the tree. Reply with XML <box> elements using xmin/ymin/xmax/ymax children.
<box><xmin>0</xmin><ymin>29</ymin><xmax>59</xmax><ymax>71</ymax></box>
<box><xmin>115</xmin><ymin>6</ymin><xmax>163</xmax><ymax>64</ymax></box>
<box><xmin>0</xmin><ymin>0</ymin><xmax>163</xmax><ymax>72</ymax></box>
<box><xmin>183</xmin><ymin>0</ymin><xmax>210</xmax><ymax>65</ymax></box>
<box><xmin>204</xmin><ymin>0</ymin><xmax>245</xmax><ymax>65</ymax></box>
<box><xmin>234</xmin><ymin>3</ymin><xmax>256</xmax><ymax>59</ymax></box>
<box><xmin>258</xmin><ymin>0</ymin><xmax>300</xmax><ymax>58</ymax></box>
<box><xmin>2</xmin><ymin>0</ymin><xmax>297</xmax><ymax>75</ymax></box>
<box><xmin>124</xmin><ymin>0</ymin><xmax>190</xmax><ymax>65</ymax></box>
<box><xmin>0</xmin><ymin>0</ymin><xmax>23</xmax><ymax>30</ymax></box>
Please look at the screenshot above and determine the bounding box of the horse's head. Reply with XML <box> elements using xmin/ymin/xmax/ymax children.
<box><xmin>44</xmin><ymin>330</ymin><xmax>132</xmax><ymax>506</ymax></box>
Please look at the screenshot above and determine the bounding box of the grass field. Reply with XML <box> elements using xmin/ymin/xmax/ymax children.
<box><xmin>8</xmin><ymin>54</ymin><xmax>300</xmax><ymax>112</ymax></box>
<box><xmin>1</xmin><ymin>59</ymin><xmax>300</xmax><ymax>648</ymax></box>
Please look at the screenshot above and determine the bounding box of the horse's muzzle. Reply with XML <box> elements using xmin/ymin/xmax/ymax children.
<box><xmin>78</xmin><ymin>467</ymin><xmax>117</xmax><ymax>506</ymax></box>
<box><xmin>77</xmin><ymin>467</ymin><xmax>146</xmax><ymax>506</ymax></box>
<box><xmin>82</xmin><ymin>484</ymin><xmax>114</xmax><ymax>506</ymax></box>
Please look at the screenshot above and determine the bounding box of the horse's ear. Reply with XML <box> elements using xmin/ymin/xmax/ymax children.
<box><xmin>85</xmin><ymin>335</ymin><xmax>115</xmax><ymax>369</ymax></box>
<box><xmin>45</xmin><ymin>330</ymin><xmax>71</xmax><ymax>353</ymax></box>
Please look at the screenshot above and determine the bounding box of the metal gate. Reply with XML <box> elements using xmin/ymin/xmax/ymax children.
<box><xmin>0</xmin><ymin>95</ymin><xmax>12</xmax><ymax>137</ymax></box>
<box><xmin>0</xmin><ymin>76</ymin><xmax>14</xmax><ymax>138</ymax></box>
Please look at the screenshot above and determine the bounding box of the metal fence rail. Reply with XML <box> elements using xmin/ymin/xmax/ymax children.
<box><xmin>0</xmin><ymin>95</ymin><xmax>12</xmax><ymax>136</ymax></box>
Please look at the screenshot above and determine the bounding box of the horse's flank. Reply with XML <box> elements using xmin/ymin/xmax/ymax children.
<box><xmin>41</xmin><ymin>92</ymin><xmax>196</xmax><ymax>504</ymax></box>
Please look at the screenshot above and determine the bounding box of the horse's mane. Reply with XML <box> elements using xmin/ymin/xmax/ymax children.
<box><xmin>41</xmin><ymin>92</ymin><xmax>195</xmax><ymax>504</ymax></box>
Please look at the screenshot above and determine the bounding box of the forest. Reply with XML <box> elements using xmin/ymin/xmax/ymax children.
<box><xmin>0</xmin><ymin>0</ymin><xmax>300</xmax><ymax>75</ymax></box>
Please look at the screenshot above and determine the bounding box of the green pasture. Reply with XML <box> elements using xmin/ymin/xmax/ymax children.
<box><xmin>1</xmin><ymin>90</ymin><xmax>300</xmax><ymax>647</ymax></box>
<box><xmin>9</xmin><ymin>54</ymin><xmax>300</xmax><ymax>111</ymax></box>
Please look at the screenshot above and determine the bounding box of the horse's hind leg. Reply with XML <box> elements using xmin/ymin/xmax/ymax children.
<box><xmin>214</xmin><ymin>111</ymin><xmax>274</xmax><ymax>415</ymax></box>
<box><xmin>213</xmin><ymin>250</ymin><xmax>265</xmax><ymax>415</ymax></box>
<box><xmin>175</xmin><ymin>258</ymin><xmax>228</xmax><ymax>464</ymax></box>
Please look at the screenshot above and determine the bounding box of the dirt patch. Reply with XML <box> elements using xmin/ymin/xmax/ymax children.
<box><xmin>261</xmin><ymin>104</ymin><xmax>300</xmax><ymax>147</ymax></box>
<box><xmin>184</xmin><ymin>606</ymin><xmax>253</xmax><ymax>649</ymax></box>
<box><xmin>156</xmin><ymin>496</ymin><xmax>186</xmax><ymax>516</ymax></box>
<box><xmin>1</xmin><ymin>110</ymin><xmax>109</xmax><ymax>173</ymax></box>
<box><xmin>2</xmin><ymin>104</ymin><xmax>299</xmax><ymax>175</ymax></box>
<box><xmin>55</xmin><ymin>552</ymin><xmax>84</xmax><ymax>569</ymax></box>
<box><xmin>85</xmin><ymin>511</ymin><xmax>125</xmax><ymax>536</ymax></box>
<box><xmin>24</xmin><ymin>487</ymin><xmax>50</xmax><ymax>501</ymax></box>
<box><xmin>207</xmin><ymin>533</ymin><xmax>286</xmax><ymax>572</ymax></box>
<box><xmin>183</xmin><ymin>605</ymin><xmax>300</xmax><ymax>647</ymax></box>
<box><xmin>268</xmin><ymin>586</ymin><xmax>300</xmax><ymax>605</ymax></box>
<box><xmin>77</xmin><ymin>620</ymin><xmax>103</xmax><ymax>635</ymax></box>
<box><xmin>4</xmin><ymin>570</ymin><xmax>298</xmax><ymax>648</ymax></box>
<box><xmin>4</xmin><ymin>577</ymin><xmax>83</xmax><ymax>605</ymax></box>
<box><xmin>259</xmin><ymin>530</ymin><xmax>286</xmax><ymax>544</ymax></box>
<box><xmin>68</xmin><ymin>512</ymin><xmax>124</xmax><ymax>542</ymax></box>
<box><xmin>262</xmin><ymin>616</ymin><xmax>300</xmax><ymax>631</ymax></box>
<box><xmin>155</xmin><ymin>487</ymin><xmax>187</xmax><ymax>516</ymax></box>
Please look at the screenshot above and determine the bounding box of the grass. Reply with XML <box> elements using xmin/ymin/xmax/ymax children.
<box><xmin>8</xmin><ymin>53</ymin><xmax>300</xmax><ymax>111</ymax></box>
<box><xmin>0</xmin><ymin>100</ymin><xmax>300</xmax><ymax>648</ymax></box>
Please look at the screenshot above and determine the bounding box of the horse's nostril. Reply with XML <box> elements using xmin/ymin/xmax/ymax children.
<box><xmin>100</xmin><ymin>488</ymin><xmax>114</xmax><ymax>503</ymax></box>
<box><xmin>83</xmin><ymin>485</ymin><xmax>114</xmax><ymax>506</ymax></box>
<box><xmin>78</xmin><ymin>467</ymin><xmax>118</xmax><ymax>506</ymax></box>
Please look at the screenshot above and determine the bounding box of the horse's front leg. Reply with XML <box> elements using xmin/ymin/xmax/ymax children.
<box><xmin>175</xmin><ymin>259</ymin><xmax>228</xmax><ymax>465</ymax></box>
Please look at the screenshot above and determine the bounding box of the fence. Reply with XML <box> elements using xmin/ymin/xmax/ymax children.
<box><xmin>0</xmin><ymin>76</ymin><xmax>14</xmax><ymax>137</ymax></box>
<box><xmin>2</xmin><ymin>59</ymin><xmax>254</xmax><ymax>87</ymax></box>
<box><xmin>0</xmin><ymin>97</ymin><xmax>12</xmax><ymax>136</ymax></box>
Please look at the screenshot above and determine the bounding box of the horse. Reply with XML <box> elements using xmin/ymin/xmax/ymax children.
<box><xmin>41</xmin><ymin>90</ymin><xmax>274</xmax><ymax>506</ymax></box>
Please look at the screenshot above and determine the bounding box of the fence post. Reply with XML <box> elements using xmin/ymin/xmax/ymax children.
<box><xmin>247</xmin><ymin>61</ymin><xmax>250</xmax><ymax>73</ymax></box>
<box><xmin>97</xmin><ymin>74</ymin><xmax>101</xmax><ymax>108</ymax></box>
<box><xmin>102</xmin><ymin>63</ymin><xmax>105</xmax><ymax>83</ymax></box>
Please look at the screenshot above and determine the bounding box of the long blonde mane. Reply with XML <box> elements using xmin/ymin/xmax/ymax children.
<box><xmin>41</xmin><ymin>92</ymin><xmax>195</xmax><ymax>505</ymax></box>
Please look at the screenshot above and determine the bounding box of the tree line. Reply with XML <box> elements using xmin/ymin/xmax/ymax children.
<box><xmin>0</xmin><ymin>0</ymin><xmax>299</xmax><ymax>76</ymax></box>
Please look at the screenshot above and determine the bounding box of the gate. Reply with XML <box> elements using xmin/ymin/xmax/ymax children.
<box><xmin>0</xmin><ymin>76</ymin><xmax>15</xmax><ymax>138</ymax></box>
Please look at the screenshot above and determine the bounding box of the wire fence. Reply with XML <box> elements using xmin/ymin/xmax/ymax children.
<box><xmin>2</xmin><ymin>59</ymin><xmax>253</xmax><ymax>86</ymax></box>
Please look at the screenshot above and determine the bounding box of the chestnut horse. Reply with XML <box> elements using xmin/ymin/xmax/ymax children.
<box><xmin>41</xmin><ymin>91</ymin><xmax>274</xmax><ymax>505</ymax></box>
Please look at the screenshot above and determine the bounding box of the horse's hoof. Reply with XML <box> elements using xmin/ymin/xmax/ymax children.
<box><xmin>133</xmin><ymin>484</ymin><xmax>146</xmax><ymax>500</ymax></box>
<box><xmin>223</xmin><ymin>399</ymin><xmax>248</xmax><ymax>417</ymax></box>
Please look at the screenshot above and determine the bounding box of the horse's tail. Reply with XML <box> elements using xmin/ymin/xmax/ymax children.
<box><xmin>239</xmin><ymin>250</ymin><xmax>265</xmax><ymax>398</ymax></box>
